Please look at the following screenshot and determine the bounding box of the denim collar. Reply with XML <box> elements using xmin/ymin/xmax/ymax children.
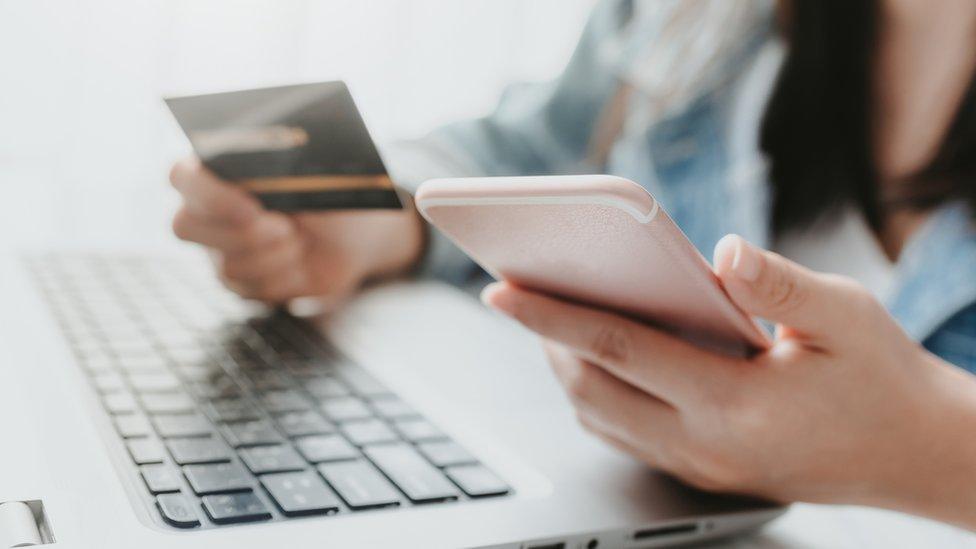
<box><xmin>887</xmin><ymin>202</ymin><xmax>976</xmax><ymax>341</ymax></box>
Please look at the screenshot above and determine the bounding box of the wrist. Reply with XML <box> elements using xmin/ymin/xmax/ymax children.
<box><xmin>368</xmin><ymin>196</ymin><xmax>426</xmax><ymax>280</ymax></box>
<box><xmin>871</xmin><ymin>355</ymin><xmax>976</xmax><ymax>529</ymax></box>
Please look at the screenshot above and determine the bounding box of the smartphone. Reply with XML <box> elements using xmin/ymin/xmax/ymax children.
<box><xmin>415</xmin><ymin>175</ymin><xmax>771</xmax><ymax>356</ymax></box>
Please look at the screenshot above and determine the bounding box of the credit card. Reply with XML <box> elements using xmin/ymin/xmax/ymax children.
<box><xmin>165</xmin><ymin>81</ymin><xmax>402</xmax><ymax>211</ymax></box>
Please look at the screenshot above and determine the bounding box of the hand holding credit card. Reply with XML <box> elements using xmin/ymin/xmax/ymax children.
<box><xmin>165</xmin><ymin>81</ymin><xmax>402</xmax><ymax>211</ymax></box>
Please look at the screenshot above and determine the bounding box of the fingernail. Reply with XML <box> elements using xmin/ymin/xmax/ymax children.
<box><xmin>731</xmin><ymin>237</ymin><xmax>761</xmax><ymax>282</ymax></box>
<box><xmin>480</xmin><ymin>282</ymin><xmax>501</xmax><ymax>305</ymax></box>
<box><xmin>480</xmin><ymin>282</ymin><xmax>513</xmax><ymax>315</ymax></box>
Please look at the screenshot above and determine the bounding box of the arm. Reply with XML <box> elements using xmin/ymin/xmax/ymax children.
<box><xmin>483</xmin><ymin>234</ymin><xmax>976</xmax><ymax>531</ymax></box>
<box><xmin>167</xmin><ymin>2</ymin><xmax>650</xmax><ymax>299</ymax></box>
<box><xmin>384</xmin><ymin>0</ymin><xmax>630</xmax><ymax>283</ymax></box>
<box><xmin>165</xmin><ymin>3</ymin><xmax>630</xmax><ymax>301</ymax></box>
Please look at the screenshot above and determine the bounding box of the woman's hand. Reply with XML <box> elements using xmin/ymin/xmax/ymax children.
<box><xmin>482</xmin><ymin>235</ymin><xmax>976</xmax><ymax>529</ymax></box>
<box><xmin>169</xmin><ymin>157</ymin><xmax>425</xmax><ymax>305</ymax></box>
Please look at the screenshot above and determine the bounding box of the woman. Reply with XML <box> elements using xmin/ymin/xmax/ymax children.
<box><xmin>169</xmin><ymin>0</ymin><xmax>976</xmax><ymax>530</ymax></box>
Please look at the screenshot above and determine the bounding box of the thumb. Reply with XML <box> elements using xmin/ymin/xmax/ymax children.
<box><xmin>713</xmin><ymin>234</ymin><xmax>858</xmax><ymax>343</ymax></box>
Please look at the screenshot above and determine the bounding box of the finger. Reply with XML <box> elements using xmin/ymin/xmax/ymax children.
<box><xmin>172</xmin><ymin>207</ymin><xmax>294</xmax><ymax>252</ymax></box>
<box><xmin>218</xmin><ymin>248</ymin><xmax>359</xmax><ymax>304</ymax></box>
<box><xmin>169</xmin><ymin>157</ymin><xmax>261</xmax><ymax>225</ymax></box>
<box><xmin>578</xmin><ymin>413</ymin><xmax>668</xmax><ymax>468</ymax></box>
<box><xmin>220</xmin><ymin>267</ymin><xmax>309</xmax><ymax>305</ymax></box>
<box><xmin>218</xmin><ymin>237</ymin><xmax>304</xmax><ymax>282</ymax></box>
<box><xmin>713</xmin><ymin>234</ymin><xmax>868</xmax><ymax>343</ymax></box>
<box><xmin>542</xmin><ymin>340</ymin><xmax>681</xmax><ymax>449</ymax></box>
<box><xmin>483</xmin><ymin>282</ymin><xmax>737</xmax><ymax>405</ymax></box>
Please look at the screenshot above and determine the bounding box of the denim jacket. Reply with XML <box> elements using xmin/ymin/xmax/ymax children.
<box><xmin>384</xmin><ymin>0</ymin><xmax>976</xmax><ymax>373</ymax></box>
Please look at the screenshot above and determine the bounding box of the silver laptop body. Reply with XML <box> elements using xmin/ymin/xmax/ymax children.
<box><xmin>0</xmin><ymin>251</ymin><xmax>783</xmax><ymax>549</ymax></box>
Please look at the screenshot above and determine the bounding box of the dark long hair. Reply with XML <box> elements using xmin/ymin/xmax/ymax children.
<box><xmin>760</xmin><ymin>0</ymin><xmax>976</xmax><ymax>236</ymax></box>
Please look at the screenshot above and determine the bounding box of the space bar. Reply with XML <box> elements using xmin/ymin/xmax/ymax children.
<box><xmin>364</xmin><ymin>443</ymin><xmax>459</xmax><ymax>503</ymax></box>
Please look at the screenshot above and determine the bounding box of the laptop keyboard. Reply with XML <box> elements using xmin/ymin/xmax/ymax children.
<box><xmin>27</xmin><ymin>253</ymin><xmax>510</xmax><ymax>530</ymax></box>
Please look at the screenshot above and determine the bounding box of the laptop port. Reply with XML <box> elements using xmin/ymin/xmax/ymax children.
<box><xmin>632</xmin><ymin>522</ymin><xmax>698</xmax><ymax>540</ymax></box>
<box><xmin>525</xmin><ymin>543</ymin><xmax>565</xmax><ymax>549</ymax></box>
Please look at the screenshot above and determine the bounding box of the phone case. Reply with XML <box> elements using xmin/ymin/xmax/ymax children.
<box><xmin>416</xmin><ymin>175</ymin><xmax>771</xmax><ymax>355</ymax></box>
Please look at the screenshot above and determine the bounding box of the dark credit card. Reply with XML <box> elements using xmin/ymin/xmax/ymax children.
<box><xmin>165</xmin><ymin>81</ymin><xmax>402</xmax><ymax>211</ymax></box>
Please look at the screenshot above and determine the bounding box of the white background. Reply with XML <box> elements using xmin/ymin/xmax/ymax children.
<box><xmin>0</xmin><ymin>0</ymin><xmax>593</xmax><ymax>246</ymax></box>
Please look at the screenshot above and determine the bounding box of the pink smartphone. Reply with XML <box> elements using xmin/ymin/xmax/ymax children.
<box><xmin>415</xmin><ymin>175</ymin><xmax>771</xmax><ymax>356</ymax></box>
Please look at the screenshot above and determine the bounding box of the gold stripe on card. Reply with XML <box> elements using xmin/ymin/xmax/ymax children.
<box><xmin>240</xmin><ymin>175</ymin><xmax>393</xmax><ymax>193</ymax></box>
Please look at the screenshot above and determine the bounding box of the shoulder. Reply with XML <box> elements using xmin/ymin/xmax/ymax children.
<box><xmin>623</xmin><ymin>1</ymin><xmax>777</xmax><ymax>117</ymax></box>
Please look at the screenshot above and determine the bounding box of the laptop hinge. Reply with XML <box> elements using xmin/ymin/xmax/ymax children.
<box><xmin>0</xmin><ymin>500</ymin><xmax>54</xmax><ymax>547</ymax></box>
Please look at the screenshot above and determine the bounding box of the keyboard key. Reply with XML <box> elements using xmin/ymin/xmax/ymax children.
<box><xmin>154</xmin><ymin>330</ymin><xmax>200</xmax><ymax>348</ymax></box>
<box><xmin>417</xmin><ymin>441</ymin><xmax>477</xmax><ymax>467</ymax></box>
<box><xmin>140</xmin><ymin>392</ymin><xmax>196</xmax><ymax>414</ymax></box>
<box><xmin>340</xmin><ymin>419</ymin><xmax>398</xmax><ymax>446</ymax></box>
<box><xmin>91</xmin><ymin>372</ymin><xmax>126</xmax><ymax>393</ymax></box>
<box><xmin>71</xmin><ymin>328</ymin><xmax>106</xmax><ymax>347</ymax></box>
<box><xmin>156</xmin><ymin>493</ymin><xmax>201</xmax><ymax>528</ymax></box>
<box><xmin>392</xmin><ymin>419</ymin><xmax>446</xmax><ymax>442</ymax></box>
<box><xmin>227</xmin><ymin>348</ymin><xmax>264</xmax><ymax>370</ymax></box>
<box><xmin>114</xmin><ymin>414</ymin><xmax>152</xmax><ymax>438</ymax></box>
<box><xmin>110</xmin><ymin>340</ymin><xmax>159</xmax><ymax>358</ymax></box>
<box><xmin>70</xmin><ymin>334</ymin><xmax>105</xmax><ymax>355</ymax></box>
<box><xmin>246</xmin><ymin>370</ymin><xmax>290</xmax><ymax>391</ymax></box>
<box><xmin>274</xmin><ymin>410</ymin><xmax>334</xmax><ymax>437</ymax></box>
<box><xmin>255</xmin><ymin>329</ymin><xmax>311</xmax><ymax>359</ymax></box>
<box><xmin>317</xmin><ymin>461</ymin><xmax>400</xmax><ymax>509</ymax></box>
<box><xmin>370</xmin><ymin>397</ymin><xmax>419</xmax><ymax>419</ymax></box>
<box><xmin>117</xmin><ymin>355</ymin><xmax>170</xmax><ymax>372</ymax></box>
<box><xmin>167</xmin><ymin>346</ymin><xmax>212</xmax><ymax>366</ymax></box>
<box><xmin>80</xmin><ymin>355</ymin><xmax>116</xmax><ymax>374</ymax></box>
<box><xmin>295</xmin><ymin>435</ymin><xmax>359</xmax><ymax>463</ymax></box>
<box><xmin>201</xmin><ymin>492</ymin><xmax>272</xmax><ymax>524</ymax></box>
<box><xmin>204</xmin><ymin>398</ymin><xmax>260</xmax><ymax>422</ymax></box>
<box><xmin>221</xmin><ymin>420</ymin><xmax>283</xmax><ymax>447</ymax></box>
<box><xmin>305</xmin><ymin>377</ymin><xmax>349</xmax><ymax>399</ymax></box>
<box><xmin>364</xmin><ymin>443</ymin><xmax>459</xmax><ymax>503</ymax></box>
<box><xmin>183</xmin><ymin>462</ymin><xmax>252</xmax><ymax>495</ymax></box>
<box><xmin>176</xmin><ymin>363</ymin><xmax>225</xmax><ymax>383</ymax></box>
<box><xmin>166</xmin><ymin>437</ymin><xmax>231</xmax><ymax>464</ymax></box>
<box><xmin>102</xmin><ymin>392</ymin><xmax>138</xmax><ymax>414</ymax></box>
<box><xmin>261</xmin><ymin>471</ymin><xmax>340</xmax><ymax>516</ymax></box>
<box><xmin>339</xmin><ymin>367</ymin><xmax>391</xmax><ymax>397</ymax></box>
<box><xmin>445</xmin><ymin>464</ymin><xmax>510</xmax><ymax>497</ymax></box>
<box><xmin>128</xmin><ymin>371</ymin><xmax>181</xmax><ymax>393</ymax></box>
<box><xmin>141</xmin><ymin>464</ymin><xmax>182</xmax><ymax>494</ymax></box>
<box><xmin>101</xmin><ymin>325</ymin><xmax>145</xmax><ymax>341</ymax></box>
<box><xmin>239</xmin><ymin>445</ymin><xmax>306</xmax><ymax>474</ymax></box>
<box><xmin>153</xmin><ymin>414</ymin><xmax>212</xmax><ymax>438</ymax></box>
<box><xmin>286</xmin><ymin>360</ymin><xmax>327</xmax><ymax>378</ymax></box>
<box><xmin>189</xmin><ymin>377</ymin><xmax>241</xmax><ymax>399</ymax></box>
<box><xmin>260</xmin><ymin>390</ymin><xmax>311</xmax><ymax>413</ymax></box>
<box><xmin>127</xmin><ymin>438</ymin><xmax>166</xmax><ymax>464</ymax></box>
<box><xmin>320</xmin><ymin>397</ymin><xmax>372</xmax><ymax>422</ymax></box>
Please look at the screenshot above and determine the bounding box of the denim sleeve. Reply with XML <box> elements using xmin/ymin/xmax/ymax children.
<box><xmin>382</xmin><ymin>0</ymin><xmax>628</xmax><ymax>285</ymax></box>
<box><xmin>924</xmin><ymin>302</ymin><xmax>976</xmax><ymax>375</ymax></box>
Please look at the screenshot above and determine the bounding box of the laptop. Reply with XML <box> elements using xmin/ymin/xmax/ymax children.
<box><xmin>0</xmin><ymin>250</ymin><xmax>784</xmax><ymax>548</ymax></box>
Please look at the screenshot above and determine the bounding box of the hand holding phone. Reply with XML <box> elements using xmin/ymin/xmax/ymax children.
<box><xmin>416</xmin><ymin>175</ymin><xmax>770</xmax><ymax>356</ymax></box>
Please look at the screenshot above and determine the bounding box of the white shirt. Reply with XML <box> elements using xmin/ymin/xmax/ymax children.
<box><xmin>775</xmin><ymin>207</ymin><xmax>896</xmax><ymax>302</ymax></box>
